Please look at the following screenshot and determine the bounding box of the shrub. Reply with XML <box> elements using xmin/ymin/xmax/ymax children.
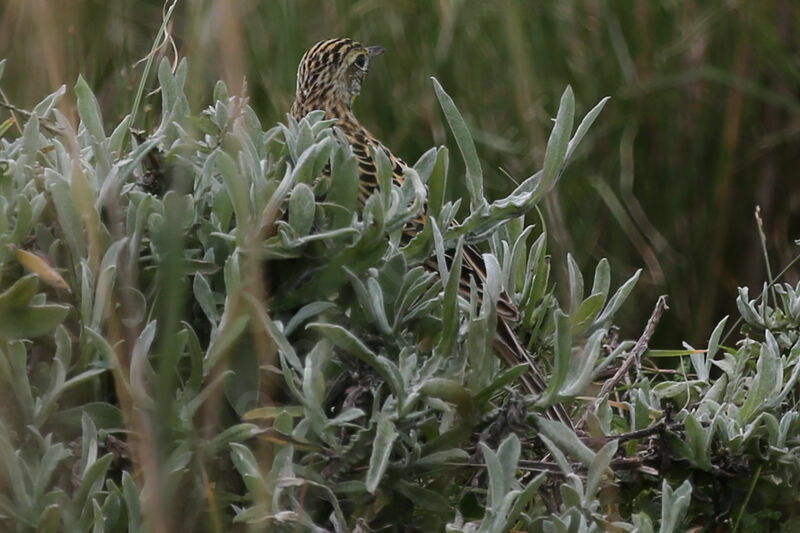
<box><xmin>0</xmin><ymin>56</ymin><xmax>798</xmax><ymax>532</ymax></box>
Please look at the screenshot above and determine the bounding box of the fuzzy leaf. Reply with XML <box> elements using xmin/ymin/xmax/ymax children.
<box><xmin>659</xmin><ymin>479</ymin><xmax>692</xmax><ymax>533</ymax></box>
<box><xmin>288</xmin><ymin>182</ymin><xmax>315</xmax><ymax>236</ymax></box>
<box><xmin>431</xmin><ymin>78</ymin><xmax>485</xmax><ymax>210</ymax></box>
<box><xmin>366</xmin><ymin>415</ymin><xmax>398</xmax><ymax>494</ymax></box>
<box><xmin>75</xmin><ymin>75</ymin><xmax>106</xmax><ymax>142</ymax></box>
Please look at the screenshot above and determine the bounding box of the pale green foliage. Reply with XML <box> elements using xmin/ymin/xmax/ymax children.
<box><xmin>0</xmin><ymin>56</ymin><xmax>798</xmax><ymax>532</ymax></box>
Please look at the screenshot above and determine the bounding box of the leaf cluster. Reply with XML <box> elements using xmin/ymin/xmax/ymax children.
<box><xmin>0</xmin><ymin>56</ymin><xmax>798</xmax><ymax>532</ymax></box>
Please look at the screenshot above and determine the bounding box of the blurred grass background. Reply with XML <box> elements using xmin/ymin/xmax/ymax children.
<box><xmin>1</xmin><ymin>0</ymin><xmax>798</xmax><ymax>345</ymax></box>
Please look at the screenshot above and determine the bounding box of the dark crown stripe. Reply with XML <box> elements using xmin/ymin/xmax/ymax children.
<box><xmin>328</xmin><ymin>38</ymin><xmax>356</xmax><ymax>55</ymax></box>
<box><xmin>306</xmin><ymin>40</ymin><xmax>330</xmax><ymax>57</ymax></box>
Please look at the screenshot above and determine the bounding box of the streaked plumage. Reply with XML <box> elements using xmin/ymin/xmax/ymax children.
<box><xmin>291</xmin><ymin>38</ymin><xmax>404</xmax><ymax>207</ymax></box>
<box><xmin>291</xmin><ymin>38</ymin><xmax>570</xmax><ymax>426</ymax></box>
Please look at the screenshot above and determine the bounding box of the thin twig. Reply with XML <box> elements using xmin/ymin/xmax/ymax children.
<box><xmin>577</xmin><ymin>419</ymin><xmax>684</xmax><ymax>452</ymax></box>
<box><xmin>755</xmin><ymin>206</ymin><xmax>780</xmax><ymax>321</ymax></box>
<box><xmin>125</xmin><ymin>0</ymin><xmax>179</xmax><ymax>153</ymax></box>
<box><xmin>0</xmin><ymin>100</ymin><xmax>63</xmax><ymax>135</ymax></box>
<box><xmin>613</xmin><ymin>419</ymin><xmax>683</xmax><ymax>444</ymax></box>
<box><xmin>0</xmin><ymin>89</ymin><xmax>23</xmax><ymax>135</ymax></box>
<box><xmin>598</xmin><ymin>295</ymin><xmax>668</xmax><ymax>397</ymax></box>
<box><xmin>577</xmin><ymin>295</ymin><xmax>669</xmax><ymax>429</ymax></box>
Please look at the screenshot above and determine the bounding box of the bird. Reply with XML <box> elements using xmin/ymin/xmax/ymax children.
<box><xmin>290</xmin><ymin>38</ymin><xmax>571</xmax><ymax>426</ymax></box>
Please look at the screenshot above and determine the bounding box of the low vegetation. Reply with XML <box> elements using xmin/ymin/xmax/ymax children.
<box><xmin>0</xmin><ymin>54</ymin><xmax>798</xmax><ymax>532</ymax></box>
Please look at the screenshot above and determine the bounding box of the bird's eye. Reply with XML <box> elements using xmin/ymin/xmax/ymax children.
<box><xmin>354</xmin><ymin>54</ymin><xmax>367</xmax><ymax>69</ymax></box>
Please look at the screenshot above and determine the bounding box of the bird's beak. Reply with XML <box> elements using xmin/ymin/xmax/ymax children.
<box><xmin>367</xmin><ymin>45</ymin><xmax>386</xmax><ymax>57</ymax></box>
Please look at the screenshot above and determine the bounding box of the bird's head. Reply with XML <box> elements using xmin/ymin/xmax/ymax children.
<box><xmin>293</xmin><ymin>38</ymin><xmax>385</xmax><ymax>116</ymax></box>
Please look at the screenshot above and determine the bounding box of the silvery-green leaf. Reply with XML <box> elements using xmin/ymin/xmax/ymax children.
<box><xmin>696</xmin><ymin>316</ymin><xmax>728</xmax><ymax>382</ymax></box>
<box><xmin>288</xmin><ymin>182</ymin><xmax>315</xmax><ymax>236</ymax></box>
<box><xmin>740</xmin><ymin>330</ymin><xmax>781</xmax><ymax>422</ymax></box>
<box><xmin>436</xmin><ymin>237</ymin><xmax>464</xmax><ymax>358</ymax></box>
<box><xmin>594</xmin><ymin>269</ymin><xmax>641</xmax><ymax>325</ymax></box>
<box><xmin>412</xmin><ymin>146</ymin><xmax>438</xmax><ymax>184</ymax></box>
<box><xmin>366</xmin><ymin>415</ymin><xmax>398</xmax><ymax>494</ymax></box>
<box><xmin>585</xmin><ymin>439</ymin><xmax>617</xmax><ymax>504</ymax></box>
<box><xmin>217</xmin><ymin>150</ymin><xmax>251</xmax><ymax>229</ymax></box>
<box><xmin>284</xmin><ymin>301</ymin><xmax>338</xmax><ymax>337</ymax></box>
<box><xmin>431</xmin><ymin>77</ymin><xmax>485</xmax><ymax>210</ymax></box>
<box><xmin>32</xmin><ymin>84</ymin><xmax>66</xmax><ymax>119</ymax></box>
<box><xmin>591</xmin><ymin>258</ymin><xmax>611</xmax><ymax>303</ymax></box>
<box><xmin>536</xmin><ymin>415</ymin><xmax>595</xmax><ymax>466</ymax></box>
<box><xmin>658</xmin><ymin>479</ymin><xmax>692</xmax><ymax>533</ymax></box>
<box><xmin>567</xmin><ymin>253</ymin><xmax>584</xmax><ymax>313</ymax></box>
<box><xmin>539</xmin><ymin>309</ymin><xmax>571</xmax><ymax>406</ymax></box>
<box><xmin>328</xmin><ymin>144</ymin><xmax>359</xmax><ymax>228</ymax></box>
<box><xmin>75</xmin><ymin>75</ymin><xmax>105</xmax><ymax>142</ymax></box>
